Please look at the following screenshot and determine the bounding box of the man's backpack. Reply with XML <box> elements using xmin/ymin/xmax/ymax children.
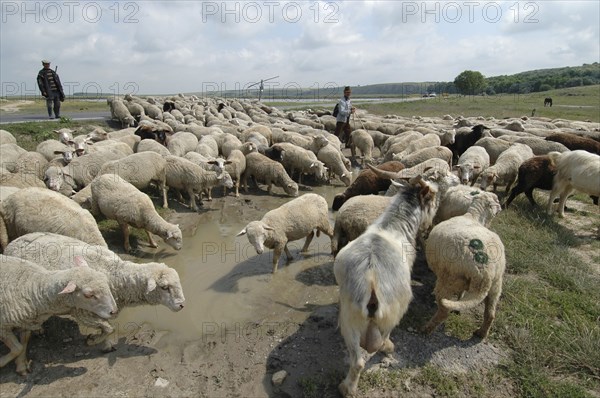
<box><xmin>332</xmin><ymin>103</ymin><xmax>339</xmax><ymax>117</ymax></box>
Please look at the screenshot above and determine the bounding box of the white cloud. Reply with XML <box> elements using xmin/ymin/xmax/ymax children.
<box><xmin>0</xmin><ymin>0</ymin><xmax>598</xmax><ymax>95</ymax></box>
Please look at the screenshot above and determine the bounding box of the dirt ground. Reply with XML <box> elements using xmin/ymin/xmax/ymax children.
<box><xmin>1</xmin><ymin>159</ymin><xmax>597</xmax><ymax>398</ymax></box>
<box><xmin>0</xmin><ymin>100</ymin><xmax>33</xmax><ymax>113</ymax></box>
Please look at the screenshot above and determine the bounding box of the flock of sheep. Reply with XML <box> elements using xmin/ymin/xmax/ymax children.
<box><xmin>0</xmin><ymin>93</ymin><xmax>599</xmax><ymax>396</ymax></box>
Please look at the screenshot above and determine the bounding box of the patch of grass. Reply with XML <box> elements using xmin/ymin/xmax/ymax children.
<box><xmin>0</xmin><ymin>99</ymin><xmax>108</xmax><ymax>115</ymax></box>
<box><xmin>491</xmin><ymin>202</ymin><xmax>600</xmax><ymax>394</ymax></box>
<box><xmin>2</xmin><ymin>119</ymin><xmax>114</xmax><ymax>151</ymax></box>
<box><xmin>297</xmin><ymin>369</ymin><xmax>343</xmax><ymax>398</ymax></box>
<box><xmin>362</xmin><ymin>85</ymin><xmax>600</xmax><ymax>122</ymax></box>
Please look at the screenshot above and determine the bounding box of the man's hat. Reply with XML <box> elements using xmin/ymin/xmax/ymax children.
<box><xmin>41</xmin><ymin>59</ymin><xmax>50</xmax><ymax>64</ymax></box>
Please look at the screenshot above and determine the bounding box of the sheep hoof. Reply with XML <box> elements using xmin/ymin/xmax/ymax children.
<box><xmin>338</xmin><ymin>381</ymin><xmax>356</xmax><ymax>398</ymax></box>
<box><xmin>472</xmin><ymin>329</ymin><xmax>488</xmax><ymax>339</ymax></box>
<box><xmin>16</xmin><ymin>360</ymin><xmax>32</xmax><ymax>375</ymax></box>
<box><xmin>101</xmin><ymin>342</ymin><xmax>117</xmax><ymax>353</ymax></box>
<box><xmin>421</xmin><ymin>324</ymin><xmax>435</xmax><ymax>335</ymax></box>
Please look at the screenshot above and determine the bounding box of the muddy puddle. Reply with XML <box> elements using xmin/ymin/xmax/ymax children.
<box><xmin>114</xmin><ymin>182</ymin><xmax>347</xmax><ymax>345</ymax></box>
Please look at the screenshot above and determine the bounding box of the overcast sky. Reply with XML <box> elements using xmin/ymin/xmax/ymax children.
<box><xmin>1</xmin><ymin>1</ymin><xmax>598</xmax><ymax>96</ymax></box>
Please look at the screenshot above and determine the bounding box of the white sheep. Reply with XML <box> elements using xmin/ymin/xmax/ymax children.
<box><xmin>136</xmin><ymin>138</ymin><xmax>171</xmax><ymax>156</ymax></box>
<box><xmin>194</xmin><ymin>135</ymin><xmax>219</xmax><ymax>158</ymax></box>
<box><xmin>394</xmin><ymin>146</ymin><xmax>453</xmax><ymax>169</ymax></box>
<box><xmin>382</xmin><ymin>131</ymin><xmax>423</xmax><ymax>161</ymax></box>
<box><xmin>0</xmin><ymin>254</ymin><xmax>117</xmax><ymax>374</ymax></box>
<box><xmin>331</xmin><ymin>194</ymin><xmax>392</xmax><ymax>256</ymax></box>
<box><xmin>87</xmin><ymin>139</ymin><xmax>134</xmax><ymax>157</ymax></box>
<box><xmin>479</xmin><ymin>143</ymin><xmax>534</xmax><ymax>193</ymax></box>
<box><xmin>1</xmin><ymin>143</ymin><xmax>27</xmax><ymax>168</ymax></box>
<box><xmin>63</xmin><ymin>150</ymin><xmax>126</xmax><ymax>189</ymax></box>
<box><xmin>393</xmin><ymin>133</ymin><xmax>441</xmax><ymax>161</ymax></box>
<box><xmin>473</xmin><ymin>136</ymin><xmax>511</xmax><ymax>165</ymax></box>
<box><xmin>433</xmin><ymin>185</ymin><xmax>493</xmax><ymax>224</ymax></box>
<box><xmin>349</xmin><ymin>129</ymin><xmax>375</xmax><ymax>166</ymax></box>
<box><xmin>43</xmin><ymin>165</ymin><xmax>77</xmax><ymax>196</ymax></box>
<box><xmin>98</xmin><ymin>151</ymin><xmax>168</xmax><ymax>208</ymax></box>
<box><xmin>334</xmin><ymin>177</ymin><xmax>439</xmax><ymax>397</ymax></box>
<box><xmin>5</xmin><ymin>233</ymin><xmax>184</xmax><ymax>351</ymax></box>
<box><xmin>237</xmin><ymin>193</ymin><xmax>333</xmax><ymax>272</ymax></box>
<box><xmin>546</xmin><ymin>150</ymin><xmax>600</xmax><ymax>217</ymax></box>
<box><xmin>511</xmin><ymin>137</ymin><xmax>569</xmax><ymax>155</ymax></box>
<box><xmin>109</xmin><ymin>99</ymin><xmax>136</xmax><ymax>128</ymax></box>
<box><xmin>274</xmin><ymin>142</ymin><xmax>328</xmax><ymax>184</ymax></box>
<box><xmin>90</xmin><ymin>174</ymin><xmax>182</xmax><ymax>252</ymax></box>
<box><xmin>35</xmin><ymin>140</ymin><xmax>68</xmax><ymax>162</ymax></box>
<box><xmin>0</xmin><ymin>187</ymin><xmax>107</xmax><ymax>251</ymax></box>
<box><xmin>167</xmin><ymin>131</ymin><xmax>198</xmax><ymax>157</ymax></box>
<box><xmin>455</xmin><ymin>146</ymin><xmax>490</xmax><ymax>185</ymax></box>
<box><xmin>224</xmin><ymin>149</ymin><xmax>246</xmax><ymax>197</ymax></box>
<box><xmin>164</xmin><ymin>155</ymin><xmax>233</xmax><ymax>211</ymax></box>
<box><xmin>0</xmin><ymin>129</ymin><xmax>16</xmax><ymax>145</ymax></box>
<box><xmin>242</xmin><ymin>152</ymin><xmax>299</xmax><ymax>196</ymax></box>
<box><xmin>317</xmin><ymin>144</ymin><xmax>352</xmax><ymax>186</ymax></box>
<box><xmin>423</xmin><ymin>191</ymin><xmax>504</xmax><ymax>339</ymax></box>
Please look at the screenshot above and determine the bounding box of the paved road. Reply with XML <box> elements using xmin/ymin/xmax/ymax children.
<box><xmin>0</xmin><ymin>111</ymin><xmax>109</xmax><ymax>124</ymax></box>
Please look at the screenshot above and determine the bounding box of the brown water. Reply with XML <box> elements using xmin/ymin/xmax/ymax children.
<box><xmin>115</xmin><ymin>183</ymin><xmax>346</xmax><ymax>343</ymax></box>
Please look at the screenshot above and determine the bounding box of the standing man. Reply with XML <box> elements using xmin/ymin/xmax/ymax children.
<box><xmin>334</xmin><ymin>86</ymin><xmax>356</xmax><ymax>145</ymax></box>
<box><xmin>37</xmin><ymin>59</ymin><xmax>65</xmax><ymax>119</ymax></box>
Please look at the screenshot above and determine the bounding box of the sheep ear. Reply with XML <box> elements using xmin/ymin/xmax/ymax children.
<box><xmin>263</xmin><ymin>225</ymin><xmax>275</xmax><ymax>231</ymax></box>
<box><xmin>473</xmin><ymin>165</ymin><xmax>481</xmax><ymax>170</ymax></box>
<box><xmin>146</xmin><ymin>278</ymin><xmax>157</xmax><ymax>294</ymax></box>
<box><xmin>59</xmin><ymin>281</ymin><xmax>77</xmax><ymax>295</ymax></box>
<box><xmin>73</xmin><ymin>256</ymin><xmax>89</xmax><ymax>268</ymax></box>
<box><xmin>224</xmin><ymin>161</ymin><xmax>232</xmax><ymax>165</ymax></box>
<box><xmin>53</xmin><ymin>130</ymin><xmax>61</xmax><ymax>134</ymax></box>
<box><xmin>54</xmin><ymin>150</ymin><xmax>64</xmax><ymax>155</ymax></box>
<box><xmin>452</xmin><ymin>165</ymin><xmax>460</xmax><ymax>170</ymax></box>
<box><xmin>310</xmin><ymin>162</ymin><xmax>316</xmax><ymax>168</ymax></box>
<box><xmin>236</xmin><ymin>228</ymin><xmax>247</xmax><ymax>236</ymax></box>
<box><xmin>67</xmin><ymin>140</ymin><xmax>75</xmax><ymax>145</ymax></box>
<box><xmin>207</xmin><ymin>161</ymin><xmax>217</xmax><ymax>165</ymax></box>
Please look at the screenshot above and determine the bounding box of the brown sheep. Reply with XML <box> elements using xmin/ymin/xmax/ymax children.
<box><xmin>545</xmin><ymin>133</ymin><xmax>600</xmax><ymax>155</ymax></box>
<box><xmin>331</xmin><ymin>161</ymin><xmax>404</xmax><ymax>211</ymax></box>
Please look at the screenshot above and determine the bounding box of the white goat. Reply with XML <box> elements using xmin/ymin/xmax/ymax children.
<box><xmin>334</xmin><ymin>177</ymin><xmax>439</xmax><ymax>397</ymax></box>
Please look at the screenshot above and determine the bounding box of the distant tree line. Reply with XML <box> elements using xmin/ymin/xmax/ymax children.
<box><xmin>452</xmin><ymin>63</ymin><xmax>600</xmax><ymax>95</ymax></box>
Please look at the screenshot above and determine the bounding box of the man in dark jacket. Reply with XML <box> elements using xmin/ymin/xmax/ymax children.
<box><xmin>37</xmin><ymin>59</ymin><xmax>65</xmax><ymax>119</ymax></box>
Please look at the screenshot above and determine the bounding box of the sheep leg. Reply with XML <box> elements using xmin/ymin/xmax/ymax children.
<box><xmin>524</xmin><ymin>187</ymin><xmax>538</xmax><ymax>207</ymax></box>
<box><xmin>272</xmin><ymin>245</ymin><xmax>283</xmax><ymax>273</ymax></box>
<box><xmin>188</xmin><ymin>188</ymin><xmax>199</xmax><ymax>212</ymax></box>
<box><xmin>557</xmin><ymin>187</ymin><xmax>573</xmax><ymax>218</ymax></box>
<box><xmin>146</xmin><ymin>230</ymin><xmax>158</xmax><ymax>248</ymax></box>
<box><xmin>422</xmin><ymin>283</ymin><xmax>453</xmax><ymax>334</ymax></box>
<box><xmin>301</xmin><ymin>231</ymin><xmax>315</xmax><ymax>253</ymax></box>
<box><xmin>338</xmin><ymin>324</ymin><xmax>364</xmax><ymax>397</ymax></box>
<box><xmin>284</xmin><ymin>244</ymin><xmax>293</xmax><ymax>261</ymax></box>
<box><xmin>234</xmin><ymin>179</ymin><xmax>240</xmax><ymax>197</ymax></box>
<box><xmin>241</xmin><ymin>172</ymin><xmax>249</xmax><ymax>193</ymax></box>
<box><xmin>547</xmin><ymin>186</ymin><xmax>560</xmax><ymax>214</ymax></box>
<box><xmin>161</xmin><ymin>182</ymin><xmax>168</xmax><ymax>208</ymax></box>
<box><xmin>504</xmin><ymin>177</ymin><xmax>515</xmax><ymax>195</ymax></box>
<box><xmin>120</xmin><ymin>223</ymin><xmax>132</xmax><ymax>253</ymax></box>
<box><xmin>379</xmin><ymin>330</ymin><xmax>395</xmax><ymax>354</ymax></box>
<box><xmin>14</xmin><ymin>330</ymin><xmax>32</xmax><ymax>375</ymax></box>
<box><xmin>0</xmin><ymin>331</ymin><xmax>23</xmax><ymax>369</ymax></box>
<box><xmin>473</xmin><ymin>292</ymin><xmax>498</xmax><ymax>339</ymax></box>
<box><xmin>206</xmin><ymin>188</ymin><xmax>213</xmax><ymax>201</ymax></box>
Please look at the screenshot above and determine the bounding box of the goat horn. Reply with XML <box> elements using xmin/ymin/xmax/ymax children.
<box><xmin>366</xmin><ymin>164</ymin><xmax>401</xmax><ymax>180</ymax></box>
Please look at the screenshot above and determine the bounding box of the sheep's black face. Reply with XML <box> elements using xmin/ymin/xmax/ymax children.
<box><xmin>332</xmin><ymin>194</ymin><xmax>346</xmax><ymax>211</ymax></box>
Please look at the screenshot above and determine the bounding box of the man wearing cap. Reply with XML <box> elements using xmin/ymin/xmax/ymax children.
<box><xmin>37</xmin><ymin>60</ymin><xmax>65</xmax><ymax>119</ymax></box>
<box><xmin>334</xmin><ymin>86</ymin><xmax>356</xmax><ymax>146</ymax></box>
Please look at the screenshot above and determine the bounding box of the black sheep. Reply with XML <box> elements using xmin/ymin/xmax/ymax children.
<box><xmin>448</xmin><ymin>124</ymin><xmax>491</xmax><ymax>163</ymax></box>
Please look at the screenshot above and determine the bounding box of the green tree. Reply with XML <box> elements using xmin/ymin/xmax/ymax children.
<box><xmin>454</xmin><ymin>70</ymin><xmax>486</xmax><ymax>95</ymax></box>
